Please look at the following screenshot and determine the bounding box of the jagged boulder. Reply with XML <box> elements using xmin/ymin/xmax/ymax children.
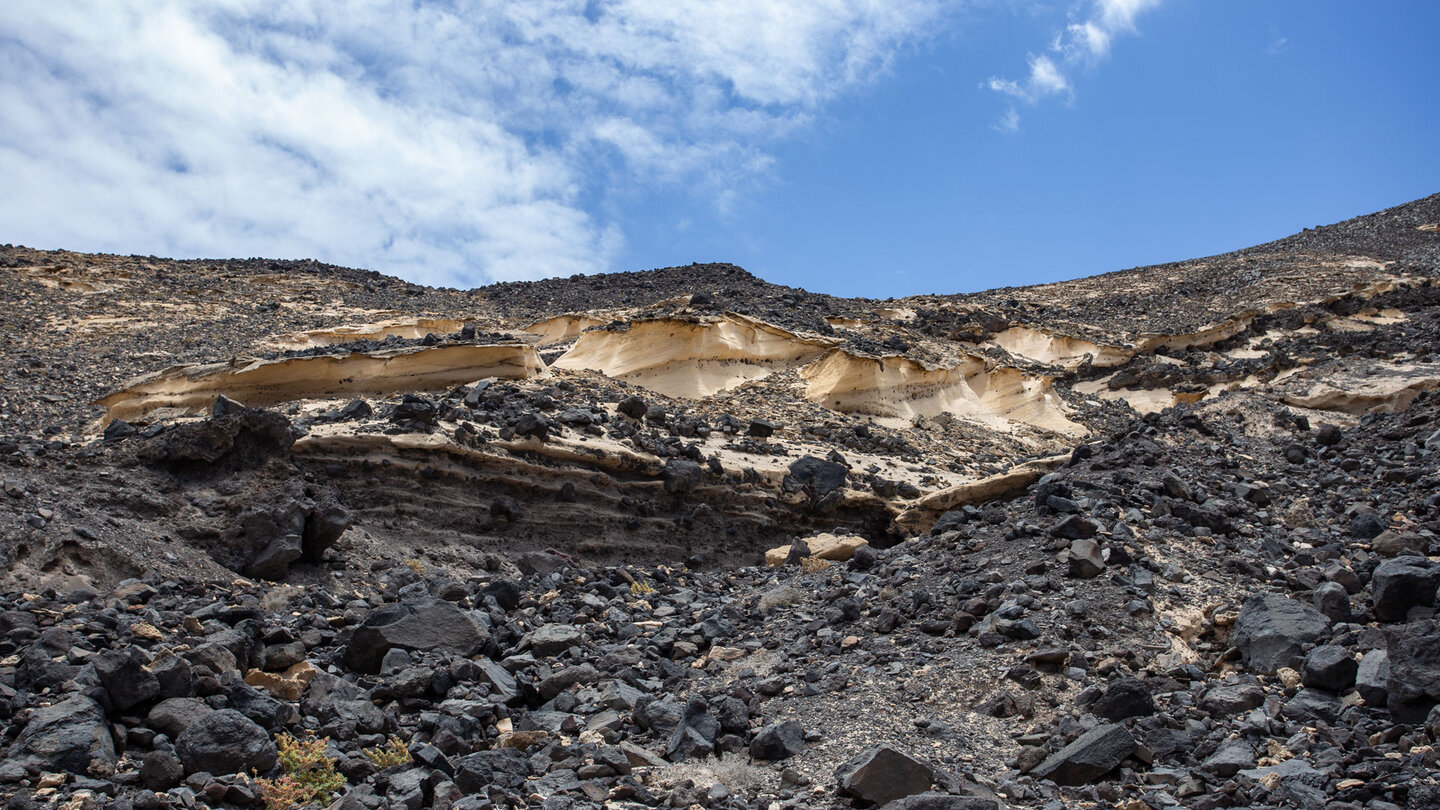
<box><xmin>175</xmin><ymin>709</ymin><xmax>277</xmax><ymax>776</ymax></box>
<box><xmin>1371</xmin><ymin>557</ymin><xmax>1440</xmax><ymax>622</ymax></box>
<box><xmin>8</xmin><ymin>695</ymin><xmax>117</xmax><ymax>776</ymax></box>
<box><xmin>1231</xmin><ymin>593</ymin><xmax>1329</xmax><ymax>673</ymax></box>
<box><xmin>783</xmin><ymin>455</ymin><xmax>848</xmax><ymax>497</ymax></box>
<box><xmin>1386</xmin><ymin>618</ymin><xmax>1440</xmax><ymax>722</ymax></box>
<box><xmin>1030</xmin><ymin>724</ymin><xmax>1135</xmax><ymax>786</ymax></box>
<box><xmin>836</xmin><ymin>746</ymin><xmax>935</xmax><ymax>805</ymax></box>
<box><xmin>344</xmin><ymin>598</ymin><xmax>487</xmax><ymax>674</ymax></box>
<box><xmin>137</xmin><ymin>403</ymin><xmax>297</xmax><ymax>470</ymax></box>
<box><xmin>750</xmin><ymin>720</ymin><xmax>805</xmax><ymax>760</ymax></box>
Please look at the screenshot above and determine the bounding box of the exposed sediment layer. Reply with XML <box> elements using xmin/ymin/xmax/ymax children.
<box><xmin>97</xmin><ymin>343</ymin><xmax>547</xmax><ymax>424</ymax></box>
<box><xmin>290</xmin><ymin>429</ymin><xmax>900</xmax><ymax>565</ymax></box>
<box><xmin>1282</xmin><ymin>362</ymin><xmax>1440</xmax><ymax>415</ymax></box>
<box><xmin>552</xmin><ymin>314</ymin><xmax>838</xmax><ymax>398</ymax></box>
<box><xmin>892</xmin><ymin>453</ymin><xmax>1070</xmax><ymax>535</ymax></box>
<box><xmin>522</xmin><ymin>314</ymin><xmax>608</xmax><ymax>347</ymax></box>
<box><xmin>268</xmin><ymin>317</ymin><xmax>471</xmax><ymax>349</ymax></box>
<box><xmin>800</xmin><ymin>350</ymin><xmax>1084</xmax><ymax>435</ymax></box>
<box><xmin>991</xmin><ymin>326</ymin><xmax>1133</xmax><ymax>369</ymax></box>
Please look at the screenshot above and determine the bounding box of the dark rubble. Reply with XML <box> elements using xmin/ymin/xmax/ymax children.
<box><xmin>1</xmin><ymin>194</ymin><xmax>1440</xmax><ymax>809</ymax></box>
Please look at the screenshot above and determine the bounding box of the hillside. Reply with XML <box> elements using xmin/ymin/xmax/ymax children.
<box><xmin>1</xmin><ymin>193</ymin><xmax>1439</xmax><ymax>810</ymax></box>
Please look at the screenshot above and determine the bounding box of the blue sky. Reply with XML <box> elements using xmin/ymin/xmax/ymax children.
<box><xmin>2</xmin><ymin>1</ymin><xmax>1437</xmax><ymax>297</ymax></box>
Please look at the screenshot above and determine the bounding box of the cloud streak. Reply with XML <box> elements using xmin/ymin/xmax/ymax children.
<box><xmin>0</xmin><ymin>1</ymin><xmax>946</xmax><ymax>286</ymax></box>
<box><xmin>986</xmin><ymin>0</ymin><xmax>1163</xmax><ymax>129</ymax></box>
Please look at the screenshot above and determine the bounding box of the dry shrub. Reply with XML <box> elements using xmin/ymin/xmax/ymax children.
<box><xmin>756</xmin><ymin>584</ymin><xmax>806</xmax><ymax>614</ymax></box>
<box><xmin>649</xmin><ymin>757</ymin><xmax>769</xmax><ymax>797</ymax></box>
<box><xmin>799</xmin><ymin>556</ymin><xmax>831</xmax><ymax>574</ymax></box>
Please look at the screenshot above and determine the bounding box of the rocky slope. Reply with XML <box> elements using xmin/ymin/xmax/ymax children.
<box><xmin>1</xmin><ymin>194</ymin><xmax>1439</xmax><ymax>810</ymax></box>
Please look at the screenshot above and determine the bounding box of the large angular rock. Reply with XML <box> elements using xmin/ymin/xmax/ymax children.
<box><xmin>1386</xmin><ymin>618</ymin><xmax>1440</xmax><ymax>722</ymax></box>
<box><xmin>836</xmin><ymin>746</ymin><xmax>935</xmax><ymax>805</ymax></box>
<box><xmin>1066</xmin><ymin>537</ymin><xmax>1105</xmax><ymax>578</ymax></box>
<box><xmin>1200</xmin><ymin>739</ymin><xmax>1254</xmax><ymax>778</ymax></box>
<box><xmin>1371</xmin><ymin>558</ymin><xmax>1440</xmax><ymax>622</ymax></box>
<box><xmin>1199</xmin><ymin>682</ymin><xmax>1265</xmax><ymax>718</ymax></box>
<box><xmin>1029</xmin><ymin>723</ymin><xmax>1135</xmax><ymax>786</ymax></box>
<box><xmin>1356</xmin><ymin>649</ymin><xmax>1390</xmax><ymax>706</ymax></box>
<box><xmin>1231</xmin><ymin>593</ymin><xmax>1329</xmax><ymax>673</ymax></box>
<box><xmin>765</xmin><ymin>533</ymin><xmax>869</xmax><ymax>566</ymax></box>
<box><xmin>750</xmin><ymin>720</ymin><xmax>805</xmax><ymax>760</ymax></box>
<box><xmin>93</xmin><ymin>648</ymin><xmax>160</xmax><ymax>710</ymax></box>
<box><xmin>7</xmin><ymin>695</ymin><xmax>117</xmax><ymax>777</ymax></box>
<box><xmin>453</xmin><ymin>749</ymin><xmax>531</xmax><ymax>794</ymax></box>
<box><xmin>662</xmin><ymin>459</ymin><xmax>703</xmax><ymax>494</ymax></box>
<box><xmin>344</xmin><ymin>598</ymin><xmax>487</xmax><ymax>674</ymax></box>
<box><xmin>783</xmin><ymin>455</ymin><xmax>848</xmax><ymax>497</ymax></box>
<box><xmin>665</xmin><ymin>697</ymin><xmax>720</xmax><ymax>762</ymax></box>
<box><xmin>147</xmin><ymin>697</ymin><xmax>216</xmax><ymax>738</ymax></box>
<box><xmin>1302</xmin><ymin>645</ymin><xmax>1357</xmax><ymax>691</ymax></box>
<box><xmin>1091</xmin><ymin>678</ymin><xmax>1155</xmax><ymax>721</ymax></box>
<box><xmin>175</xmin><ymin>709</ymin><xmax>277</xmax><ymax>776</ymax></box>
<box><xmin>523</xmin><ymin>624</ymin><xmax>583</xmax><ymax>657</ymax></box>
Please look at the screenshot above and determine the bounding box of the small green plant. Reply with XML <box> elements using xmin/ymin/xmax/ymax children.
<box><xmin>629</xmin><ymin>580</ymin><xmax>654</xmax><ymax>596</ymax></box>
<box><xmin>403</xmin><ymin>558</ymin><xmax>425</xmax><ymax>575</ymax></box>
<box><xmin>256</xmin><ymin>733</ymin><xmax>346</xmax><ymax>809</ymax></box>
<box><xmin>364</xmin><ymin>737</ymin><xmax>413</xmax><ymax>768</ymax></box>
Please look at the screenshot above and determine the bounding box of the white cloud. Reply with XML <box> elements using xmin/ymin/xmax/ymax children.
<box><xmin>992</xmin><ymin>106</ymin><xmax>1021</xmax><ymax>134</ymax></box>
<box><xmin>988</xmin><ymin>53</ymin><xmax>1072</xmax><ymax>103</ymax></box>
<box><xmin>0</xmin><ymin>0</ymin><xmax>947</xmax><ymax>286</ymax></box>
<box><xmin>1265</xmin><ymin>27</ymin><xmax>1291</xmax><ymax>57</ymax></box>
<box><xmin>987</xmin><ymin>0</ymin><xmax>1163</xmax><ymax>131</ymax></box>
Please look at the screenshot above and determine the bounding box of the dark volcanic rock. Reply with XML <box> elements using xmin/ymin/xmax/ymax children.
<box><xmin>1200</xmin><ymin>682</ymin><xmax>1265</xmax><ymax>718</ymax></box>
<box><xmin>175</xmin><ymin>709</ymin><xmax>277</xmax><ymax>776</ymax></box>
<box><xmin>344</xmin><ymin>598</ymin><xmax>487</xmax><ymax>674</ymax></box>
<box><xmin>1356</xmin><ymin>649</ymin><xmax>1391</xmax><ymax>706</ymax></box>
<box><xmin>662</xmin><ymin>458</ymin><xmax>703</xmax><ymax>494</ymax></box>
<box><xmin>1302</xmin><ymin>645</ymin><xmax>1358</xmax><ymax>691</ymax></box>
<box><xmin>138</xmin><ymin>405</ymin><xmax>296</xmax><ymax>471</ymax></box>
<box><xmin>1231</xmin><ymin>592</ymin><xmax>1329</xmax><ymax>673</ymax></box>
<box><xmin>453</xmin><ymin>749</ymin><xmax>531</xmax><ymax>794</ymax></box>
<box><xmin>1386</xmin><ymin>618</ymin><xmax>1440</xmax><ymax>721</ymax></box>
<box><xmin>1030</xmin><ymin>723</ymin><xmax>1136</xmax><ymax>786</ymax></box>
<box><xmin>783</xmin><ymin>455</ymin><xmax>848</xmax><ymax>497</ymax></box>
<box><xmin>1067</xmin><ymin>537</ymin><xmax>1105</xmax><ymax>578</ymax></box>
<box><xmin>665</xmin><ymin>696</ymin><xmax>720</xmax><ymax>761</ymax></box>
<box><xmin>94</xmin><ymin>648</ymin><xmax>161</xmax><ymax>710</ymax></box>
<box><xmin>750</xmin><ymin>720</ymin><xmax>805</xmax><ymax>761</ymax></box>
<box><xmin>7</xmin><ymin>695</ymin><xmax>117</xmax><ymax>776</ymax></box>
<box><xmin>1371</xmin><ymin>557</ymin><xmax>1440</xmax><ymax>622</ymax></box>
<box><xmin>836</xmin><ymin>746</ymin><xmax>935</xmax><ymax>805</ymax></box>
<box><xmin>1091</xmin><ymin>678</ymin><xmax>1156</xmax><ymax>721</ymax></box>
<box><xmin>147</xmin><ymin>698</ymin><xmax>215</xmax><ymax>738</ymax></box>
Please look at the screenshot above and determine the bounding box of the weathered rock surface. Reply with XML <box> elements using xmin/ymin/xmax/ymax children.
<box><xmin>3</xmin><ymin>194</ymin><xmax>1440</xmax><ymax>810</ymax></box>
<box><xmin>344</xmin><ymin>598</ymin><xmax>487</xmax><ymax>674</ymax></box>
<box><xmin>1029</xmin><ymin>724</ymin><xmax>1136</xmax><ymax>786</ymax></box>
<box><xmin>1231</xmin><ymin>593</ymin><xmax>1330</xmax><ymax>673</ymax></box>
<box><xmin>836</xmin><ymin>746</ymin><xmax>936</xmax><ymax>805</ymax></box>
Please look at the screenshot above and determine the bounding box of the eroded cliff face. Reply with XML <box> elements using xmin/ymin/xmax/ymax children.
<box><xmin>2</xmin><ymin>197</ymin><xmax>1440</xmax><ymax>810</ymax></box>
<box><xmin>3</xmin><ymin>196</ymin><xmax>1437</xmax><ymax>592</ymax></box>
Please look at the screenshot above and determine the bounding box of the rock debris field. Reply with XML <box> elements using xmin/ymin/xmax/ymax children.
<box><xmin>2</xmin><ymin>193</ymin><xmax>1440</xmax><ymax>810</ymax></box>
